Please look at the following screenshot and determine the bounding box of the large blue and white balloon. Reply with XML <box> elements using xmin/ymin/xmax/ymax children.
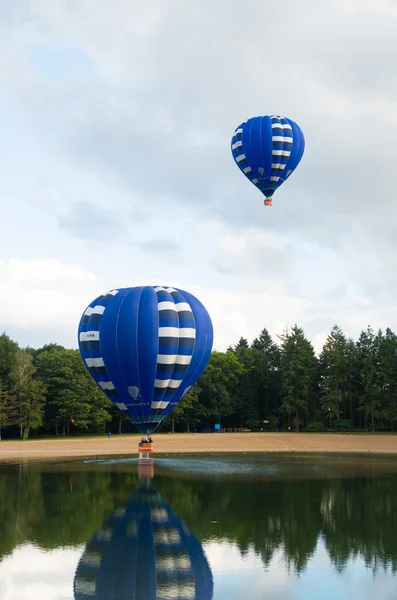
<box><xmin>231</xmin><ymin>114</ymin><xmax>305</xmax><ymax>206</ymax></box>
<box><xmin>78</xmin><ymin>286</ymin><xmax>213</xmax><ymax>434</ymax></box>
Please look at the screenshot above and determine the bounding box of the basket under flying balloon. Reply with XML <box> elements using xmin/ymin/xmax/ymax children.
<box><xmin>78</xmin><ymin>285</ymin><xmax>214</xmax><ymax>434</ymax></box>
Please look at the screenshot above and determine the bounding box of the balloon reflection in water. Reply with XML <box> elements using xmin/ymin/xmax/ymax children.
<box><xmin>73</xmin><ymin>464</ymin><xmax>213</xmax><ymax>600</ymax></box>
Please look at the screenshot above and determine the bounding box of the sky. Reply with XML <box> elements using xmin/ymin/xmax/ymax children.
<box><xmin>1</xmin><ymin>0</ymin><xmax>397</xmax><ymax>353</ymax></box>
<box><xmin>1</xmin><ymin>539</ymin><xmax>395</xmax><ymax>600</ymax></box>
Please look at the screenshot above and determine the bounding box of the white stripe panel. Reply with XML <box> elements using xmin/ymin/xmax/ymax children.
<box><xmin>99</xmin><ymin>381</ymin><xmax>115</xmax><ymax>391</ymax></box>
<box><xmin>150</xmin><ymin>507</ymin><xmax>168</xmax><ymax>523</ymax></box>
<box><xmin>271</xmin><ymin>123</ymin><xmax>292</xmax><ymax>130</ymax></box>
<box><xmin>81</xmin><ymin>551</ymin><xmax>102</xmax><ymax>568</ymax></box>
<box><xmin>154</xmin><ymin>529</ymin><xmax>181</xmax><ymax>544</ymax></box>
<box><xmin>74</xmin><ymin>580</ymin><xmax>96</xmax><ymax>596</ymax></box>
<box><xmin>236</xmin><ymin>153</ymin><xmax>246</xmax><ymax>163</ymax></box>
<box><xmin>85</xmin><ymin>357</ymin><xmax>105</xmax><ymax>368</ymax></box>
<box><xmin>95</xmin><ymin>527</ymin><xmax>112</xmax><ymax>542</ymax></box>
<box><xmin>156</xmin><ymin>583</ymin><xmax>195</xmax><ymax>600</ymax></box>
<box><xmin>271</xmin><ymin>176</ymin><xmax>280</xmax><ymax>182</ymax></box>
<box><xmin>272</xmin><ymin>150</ymin><xmax>291</xmax><ymax>157</ymax></box>
<box><xmin>151</xmin><ymin>400</ymin><xmax>170</xmax><ymax>409</ymax></box>
<box><xmin>243</xmin><ymin>167</ymin><xmax>252</xmax><ymax>174</ymax></box>
<box><xmin>272</xmin><ymin>163</ymin><xmax>286</xmax><ymax>170</ymax></box>
<box><xmin>272</xmin><ymin>136</ymin><xmax>293</xmax><ymax>143</ymax></box>
<box><xmin>178</xmin><ymin>328</ymin><xmax>196</xmax><ymax>338</ymax></box>
<box><xmin>166</xmin><ymin>287</ymin><xmax>177</xmax><ymax>293</ymax></box>
<box><xmin>175</xmin><ymin>302</ymin><xmax>191</xmax><ymax>312</ymax></box>
<box><xmin>158</xmin><ymin>327</ymin><xmax>179</xmax><ymax>337</ymax></box>
<box><xmin>157</xmin><ymin>354</ymin><xmax>177</xmax><ymax>364</ymax></box>
<box><xmin>233</xmin><ymin>128</ymin><xmax>243</xmax><ymax>137</ymax></box>
<box><xmin>155</xmin><ymin>379</ymin><xmax>169</xmax><ymax>389</ymax></box>
<box><xmin>115</xmin><ymin>402</ymin><xmax>127</xmax><ymax>410</ymax></box>
<box><xmin>176</xmin><ymin>355</ymin><xmax>192</xmax><ymax>365</ymax></box>
<box><xmin>158</xmin><ymin>301</ymin><xmax>177</xmax><ymax>311</ymax></box>
<box><xmin>79</xmin><ymin>331</ymin><xmax>100</xmax><ymax>342</ymax></box>
<box><xmin>168</xmin><ymin>379</ymin><xmax>183</xmax><ymax>389</ymax></box>
<box><xmin>156</xmin><ymin>555</ymin><xmax>191</xmax><ymax>571</ymax></box>
<box><xmin>157</xmin><ymin>354</ymin><xmax>192</xmax><ymax>365</ymax></box>
<box><xmin>154</xmin><ymin>379</ymin><xmax>183</xmax><ymax>390</ymax></box>
<box><xmin>84</xmin><ymin>305</ymin><xmax>105</xmax><ymax>317</ymax></box>
<box><xmin>108</xmin><ymin>289</ymin><xmax>119</xmax><ymax>295</ymax></box>
<box><xmin>231</xmin><ymin>141</ymin><xmax>242</xmax><ymax>150</ymax></box>
<box><xmin>154</xmin><ymin>286</ymin><xmax>165</xmax><ymax>292</ymax></box>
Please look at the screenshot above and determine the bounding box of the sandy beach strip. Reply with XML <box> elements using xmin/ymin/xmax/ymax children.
<box><xmin>0</xmin><ymin>432</ymin><xmax>397</xmax><ymax>461</ymax></box>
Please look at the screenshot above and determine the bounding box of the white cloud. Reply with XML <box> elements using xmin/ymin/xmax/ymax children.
<box><xmin>0</xmin><ymin>259</ymin><xmax>102</xmax><ymax>346</ymax></box>
<box><xmin>0</xmin><ymin>1</ymin><xmax>397</xmax><ymax>352</ymax></box>
<box><xmin>0</xmin><ymin>543</ymin><xmax>81</xmax><ymax>600</ymax></box>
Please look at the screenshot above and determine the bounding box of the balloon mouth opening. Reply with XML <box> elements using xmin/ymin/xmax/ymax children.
<box><xmin>264</xmin><ymin>199</ymin><xmax>273</xmax><ymax>206</ymax></box>
<box><xmin>131</xmin><ymin>421</ymin><xmax>162</xmax><ymax>435</ymax></box>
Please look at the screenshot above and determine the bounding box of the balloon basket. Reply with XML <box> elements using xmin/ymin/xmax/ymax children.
<box><xmin>138</xmin><ymin>442</ymin><xmax>154</xmax><ymax>460</ymax></box>
<box><xmin>264</xmin><ymin>198</ymin><xmax>272</xmax><ymax>206</ymax></box>
<box><xmin>138</xmin><ymin>458</ymin><xmax>154</xmax><ymax>480</ymax></box>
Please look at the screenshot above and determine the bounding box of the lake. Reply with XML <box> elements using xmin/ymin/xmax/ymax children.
<box><xmin>1</xmin><ymin>453</ymin><xmax>397</xmax><ymax>599</ymax></box>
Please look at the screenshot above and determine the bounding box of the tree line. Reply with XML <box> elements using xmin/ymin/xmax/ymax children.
<box><xmin>1</xmin><ymin>465</ymin><xmax>397</xmax><ymax>574</ymax></box>
<box><xmin>1</xmin><ymin>322</ymin><xmax>397</xmax><ymax>439</ymax></box>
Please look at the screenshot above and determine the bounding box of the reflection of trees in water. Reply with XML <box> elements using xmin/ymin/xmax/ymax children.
<box><xmin>1</xmin><ymin>466</ymin><xmax>397</xmax><ymax>574</ymax></box>
<box><xmin>73</xmin><ymin>479</ymin><xmax>213</xmax><ymax>599</ymax></box>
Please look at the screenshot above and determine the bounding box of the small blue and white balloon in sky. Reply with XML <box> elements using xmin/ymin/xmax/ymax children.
<box><xmin>231</xmin><ymin>114</ymin><xmax>305</xmax><ymax>206</ymax></box>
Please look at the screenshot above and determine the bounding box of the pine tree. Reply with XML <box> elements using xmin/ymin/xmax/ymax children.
<box><xmin>319</xmin><ymin>326</ymin><xmax>350</xmax><ymax>426</ymax></box>
<box><xmin>279</xmin><ymin>325</ymin><xmax>317</xmax><ymax>430</ymax></box>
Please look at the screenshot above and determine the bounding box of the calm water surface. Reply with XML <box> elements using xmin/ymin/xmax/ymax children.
<box><xmin>1</xmin><ymin>452</ymin><xmax>397</xmax><ymax>599</ymax></box>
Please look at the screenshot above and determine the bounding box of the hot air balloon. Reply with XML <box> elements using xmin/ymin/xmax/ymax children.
<box><xmin>73</xmin><ymin>466</ymin><xmax>214</xmax><ymax>600</ymax></box>
<box><xmin>231</xmin><ymin>114</ymin><xmax>305</xmax><ymax>206</ymax></box>
<box><xmin>78</xmin><ymin>286</ymin><xmax>213</xmax><ymax>440</ymax></box>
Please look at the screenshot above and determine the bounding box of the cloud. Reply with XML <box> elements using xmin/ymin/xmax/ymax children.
<box><xmin>0</xmin><ymin>543</ymin><xmax>82</xmax><ymax>600</ymax></box>
<box><xmin>131</xmin><ymin>238</ymin><xmax>182</xmax><ymax>256</ymax></box>
<box><xmin>58</xmin><ymin>200</ymin><xmax>125</xmax><ymax>241</ymax></box>
<box><xmin>1</xmin><ymin>0</ymin><xmax>397</xmax><ymax>353</ymax></box>
<box><xmin>0</xmin><ymin>259</ymin><xmax>102</xmax><ymax>347</ymax></box>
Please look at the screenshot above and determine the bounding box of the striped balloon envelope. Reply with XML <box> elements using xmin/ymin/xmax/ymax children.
<box><xmin>231</xmin><ymin>114</ymin><xmax>305</xmax><ymax>206</ymax></box>
<box><xmin>73</xmin><ymin>480</ymin><xmax>214</xmax><ymax>600</ymax></box>
<box><xmin>78</xmin><ymin>286</ymin><xmax>213</xmax><ymax>434</ymax></box>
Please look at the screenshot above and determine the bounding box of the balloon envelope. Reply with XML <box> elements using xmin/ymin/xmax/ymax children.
<box><xmin>78</xmin><ymin>286</ymin><xmax>213</xmax><ymax>434</ymax></box>
<box><xmin>73</xmin><ymin>481</ymin><xmax>214</xmax><ymax>600</ymax></box>
<box><xmin>231</xmin><ymin>114</ymin><xmax>305</xmax><ymax>202</ymax></box>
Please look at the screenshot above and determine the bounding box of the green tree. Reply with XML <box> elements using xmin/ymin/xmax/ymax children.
<box><xmin>171</xmin><ymin>384</ymin><xmax>204</xmax><ymax>432</ymax></box>
<box><xmin>319</xmin><ymin>325</ymin><xmax>350</xmax><ymax>426</ymax></box>
<box><xmin>0</xmin><ymin>377</ymin><xmax>16</xmax><ymax>439</ymax></box>
<box><xmin>10</xmin><ymin>350</ymin><xmax>47</xmax><ymax>439</ymax></box>
<box><xmin>35</xmin><ymin>348</ymin><xmax>113</xmax><ymax>435</ymax></box>
<box><xmin>198</xmin><ymin>351</ymin><xmax>245</xmax><ymax>427</ymax></box>
<box><xmin>377</xmin><ymin>328</ymin><xmax>397</xmax><ymax>430</ymax></box>
<box><xmin>232</xmin><ymin>339</ymin><xmax>260</xmax><ymax>428</ymax></box>
<box><xmin>279</xmin><ymin>325</ymin><xmax>317</xmax><ymax>430</ymax></box>
<box><xmin>0</xmin><ymin>332</ymin><xmax>19</xmax><ymax>388</ymax></box>
<box><xmin>356</xmin><ymin>327</ymin><xmax>382</xmax><ymax>431</ymax></box>
<box><xmin>251</xmin><ymin>328</ymin><xmax>281</xmax><ymax>423</ymax></box>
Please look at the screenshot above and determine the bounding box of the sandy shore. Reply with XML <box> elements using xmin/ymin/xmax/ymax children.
<box><xmin>0</xmin><ymin>432</ymin><xmax>397</xmax><ymax>461</ymax></box>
